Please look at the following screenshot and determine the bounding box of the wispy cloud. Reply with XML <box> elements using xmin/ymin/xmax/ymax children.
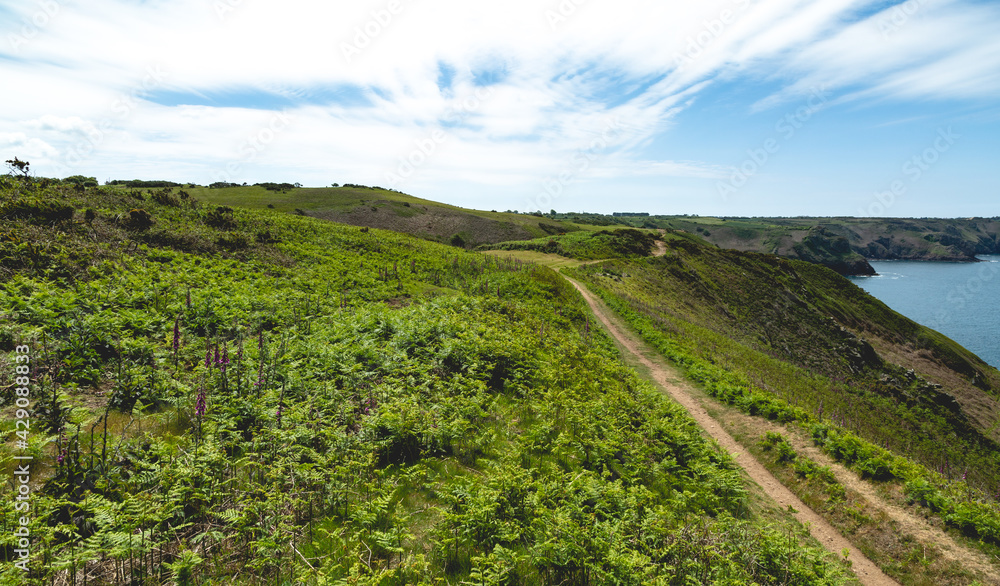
<box><xmin>0</xmin><ymin>0</ymin><xmax>997</xmax><ymax>214</ymax></box>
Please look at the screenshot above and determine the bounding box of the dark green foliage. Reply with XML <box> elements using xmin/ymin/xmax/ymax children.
<box><xmin>216</xmin><ymin>231</ymin><xmax>251</xmax><ymax>251</ymax></box>
<box><xmin>483</xmin><ymin>228</ymin><xmax>657</xmax><ymax>260</ymax></box>
<box><xmin>151</xmin><ymin>188</ymin><xmax>181</xmax><ymax>207</ymax></box>
<box><xmin>124</xmin><ymin>208</ymin><xmax>154</xmax><ymax>231</ymax></box>
<box><xmin>0</xmin><ymin>197</ymin><xmax>75</xmax><ymax>223</ymax></box>
<box><xmin>255</xmin><ymin>182</ymin><xmax>296</xmax><ymax>192</ymax></box>
<box><xmin>109</xmin><ymin>179</ymin><xmax>183</xmax><ymax>188</ymax></box>
<box><xmin>64</xmin><ymin>175</ymin><xmax>99</xmax><ymax>188</ymax></box>
<box><xmin>205</xmin><ymin>205</ymin><xmax>237</xmax><ymax>230</ymax></box>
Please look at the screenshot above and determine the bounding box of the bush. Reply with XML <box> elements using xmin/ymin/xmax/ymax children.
<box><xmin>759</xmin><ymin>431</ymin><xmax>796</xmax><ymax>462</ymax></box>
<box><xmin>855</xmin><ymin>454</ymin><xmax>895</xmax><ymax>481</ymax></box>
<box><xmin>903</xmin><ymin>478</ymin><xmax>947</xmax><ymax>512</ymax></box>
<box><xmin>124</xmin><ymin>208</ymin><xmax>154</xmax><ymax>231</ymax></box>
<box><xmin>1</xmin><ymin>198</ymin><xmax>75</xmax><ymax>223</ymax></box>
<box><xmin>151</xmin><ymin>189</ymin><xmax>181</xmax><ymax>207</ymax></box>
<box><xmin>216</xmin><ymin>232</ymin><xmax>250</xmax><ymax>251</ymax></box>
<box><xmin>205</xmin><ymin>206</ymin><xmax>237</xmax><ymax>230</ymax></box>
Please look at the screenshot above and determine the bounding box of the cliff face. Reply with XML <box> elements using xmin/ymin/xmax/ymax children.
<box><xmin>791</xmin><ymin>227</ymin><xmax>877</xmax><ymax>276</ymax></box>
<box><xmin>652</xmin><ymin>217</ymin><xmax>1000</xmax><ymax>275</ymax></box>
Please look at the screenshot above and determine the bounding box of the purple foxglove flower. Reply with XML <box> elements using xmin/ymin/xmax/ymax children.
<box><xmin>195</xmin><ymin>389</ymin><xmax>207</xmax><ymax>417</ymax></box>
<box><xmin>172</xmin><ymin>318</ymin><xmax>181</xmax><ymax>353</ymax></box>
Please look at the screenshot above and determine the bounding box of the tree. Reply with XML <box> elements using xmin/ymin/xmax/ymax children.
<box><xmin>5</xmin><ymin>157</ymin><xmax>30</xmax><ymax>179</ymax></box>
<box><xmin>64</xmin><ymin>175</ymin><xmax>99</xmax><ymax>188</ymax></box>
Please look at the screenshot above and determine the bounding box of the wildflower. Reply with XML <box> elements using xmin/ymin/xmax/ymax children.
<box><xmin>172</xmin><ymin>316</ymin><xmax>181</xmax><ymax>354</ymax></box>
<box><xmin>276</xmin><ymin>405</ymin><xmax>283</xmax><ymax>426</ymax></box>
<box><xmin>204</xmin><ymin>349</ymin><xmax>212</xmax><ymax>369</ymax></box>
<box><xmin>57</xmin><ymin>449</ymin><xmax>66</xmax><ymax>465</ymax></box>
<box><xmin>195</xmin><ymin>388</ymin><xmax>207</xmax><ymax>417</ymax></box>
<box><xmin>218</xmin><ymin>344</ymin><xmax>229</xmax><ymax>373</ymax></box>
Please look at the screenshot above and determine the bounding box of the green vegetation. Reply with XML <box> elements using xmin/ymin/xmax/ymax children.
<box><xmin>758</xmin><ymin>432</ymin><xmax>845</xmax><ymax>505</ymax></box>
<box><xmin>565</xmin><ymin>241</ymin><xmax>1000</xmax><ymax>564</ymax></box>
<box><xmin>738</xmin><ymin>423</ymin><xmax>981</xmax><ymax>585</ymax></box>
<box><xmin>0</xmin><ymin>178</ymin><xmax>854</xmax><ymax>584</ymax></box>
<box><xmin>604</xmin><ymin>215</ymin><xmax>1000</xmax><ymax>274</ymax></box>
<box><xmin>479</xmin><ymin>228</ymin><xmax>659</xmax><ymax>260</ymax></box>
<box><xmin>182</xmin><ymin>184</ymin><xmax>581</xmax><ymax>249</ymax></box>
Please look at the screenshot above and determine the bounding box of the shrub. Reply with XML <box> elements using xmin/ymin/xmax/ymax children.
<box><xmin>151</xmin><ymin>188</ymin><xmax>181</xmax><ymax>207</ymax></box>
<box><xmin>205</xmin><ymin>206</ymin><xmax>237</xmax><ymax>230</ymax></box>
<box><xmin>855</xmin><ymin>454</ymin><xmax>895</xmax><ymax>481</ymax></box>
<box><xmin>1</xmin><ymin>198</ymin><xmax>75</xmax><ymax>223</ymax></box>
<box><xmin>124</xmin><ymin>208</ymin><xmax>154</xmax><ymax>231</ymax></box>
<box><xmin>903</xmin><ymin>478</ymin><xmax>947</xmax><ymax>512</ymax></box>
<box><xmin>216</xmin><ymin>232</ymin><xmax>250</xmax><ymax>251</ymax></box>
<box><xmin>759</xmin><ymin>432</ymin><xmax>796</xmax><ymax>462</ymax></box>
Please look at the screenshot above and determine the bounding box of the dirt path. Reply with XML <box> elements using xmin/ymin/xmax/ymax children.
<box><xmin>654</xmin><ymin>229</ymin><xmax>668</xmax><ymax>256</ymax></box>
<box><xmin>561</xmin><ymin>274</ymin><xmax>900</xmax><ymax>586</ymax></box>
<box><xmin>786</xmin><ymin>427</ymin><xmax>1000</xmax><ymax>581</ymax></box>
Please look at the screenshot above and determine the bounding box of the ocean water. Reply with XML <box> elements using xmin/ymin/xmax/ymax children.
<box><xmin>848</xmin><ymin>255</ymin><xmax>1000</xmax><ymax>369</ymax></box>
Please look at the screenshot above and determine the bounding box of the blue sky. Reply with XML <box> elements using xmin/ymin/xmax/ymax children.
<box><xmin>1</xmin><ymin>0</ymin><xmax>998</xmax><ymax>217</ymax></box>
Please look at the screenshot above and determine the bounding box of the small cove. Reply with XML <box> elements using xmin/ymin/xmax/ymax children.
<box><xmin>848</xmin><ymin>255</ymin><xmax>1000</xmax><ymax>369</ymax></box>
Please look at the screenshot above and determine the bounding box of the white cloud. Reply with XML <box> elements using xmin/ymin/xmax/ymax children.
<box><xmin>0</xmin><ymin>132</ymin><xmax>59</xmax><ymax>159</ymax></box>
<box><xmin>0</xmin><ymin>0</ymin><xmax>997</xmax><ymax>208</ymax></box>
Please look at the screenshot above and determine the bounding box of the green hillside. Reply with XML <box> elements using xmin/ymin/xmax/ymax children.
<box><xmin>606</xmin><ymin>215</ymin><xmax>1000</xmax><ymax>274</ymax></box>
<box><xmin>564</xmin><ymin>235</ymin><xmax>1000</xmax><ymax>582</ymax></box>
<box><xmin>0</xmin><ymin>178</ymin><xmax>855</xmax><ymax>583</ymax></box>
<box><xmin>479</xmin><ymin>228</ymin><xmax>661</xmax><ymax>261</ymax></box>
<box><xmin>567</xmin><ymin>235</ymin><xmax>1000</xmax><ymax>486</ymax></box>
<box><xmin>183</xmin><ymin>184</ymin><xmax>581</xmax><ymax>249</ymax></box>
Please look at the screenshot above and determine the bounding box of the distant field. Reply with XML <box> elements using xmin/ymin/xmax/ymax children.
<box><xmin>624</xmin><ymin>215</ymin><xmax>1000</xmax><ymax>262</ymax></box>
<box><xmin>174</xmin><ymin>185</ymin><xmax>590</xmax><ymax>247</ymax></box>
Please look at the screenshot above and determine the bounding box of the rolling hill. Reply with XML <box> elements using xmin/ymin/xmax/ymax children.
<box><xmin>184</xmin><ymin>184</ymin><xmax>580</xmax><ymax>248</ymax></box>
<box><xmin>0</xmin><ymin>178</ymin><xmax>860</xmax><ymax>584</ymax></box>
<box><xmin>3</xmin><ymin>175</ymin><xmax>1000</xmax><ymax>584</ymax></box>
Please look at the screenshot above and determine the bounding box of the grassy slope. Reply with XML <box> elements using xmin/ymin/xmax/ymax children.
<box><xmin>0</xmin><ymin>179</ymin><xmax>853</xmax><ymax>585</ymax></box>
<box><xmin>563</xmin><ymin>235</ymin><xmax>1000</xmax><ymax>550</ymax></box>
<box><xmin>186</xmin><ymin>185</ymin><xmax>584</xmax><ymax>248</ymax></box>
<box><xmin>478</xmin><ymin>228</ymin><xmax>661</xmax><ymax>261</ymax></box>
